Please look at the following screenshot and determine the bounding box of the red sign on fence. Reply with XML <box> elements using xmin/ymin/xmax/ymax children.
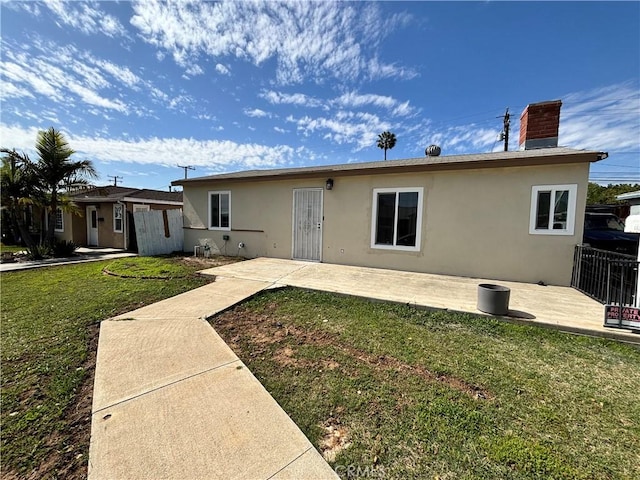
<box><xmin>604</xmin><ymin>305</ymin><xmax>640</xmax><ymax>330</ymax></box>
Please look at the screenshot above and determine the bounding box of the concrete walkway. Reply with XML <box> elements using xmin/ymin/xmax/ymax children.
<box><xmin>0</xmin><ymin>247</ymin><xmax>136</xmax><ymax>272</ymax></box>
<box><xmin>89</xmin><ymin>276</ymin><xmax>339</xmax><ymax>480</ymax></box>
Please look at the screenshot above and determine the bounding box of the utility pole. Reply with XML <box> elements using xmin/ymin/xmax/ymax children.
<box><xmin>108</xmin><ymin>175</ymin><xmax>123</xmax><ymax>186</ymax></box>
<box><xmin>497</xmin><ymin>108</ymin><xmax>510</xmax><ymax>151</ymax></box>
<box><xmin>178</xmin><ymin>165</ymin><xmax>195</xmax><ymax>179</ymax></box>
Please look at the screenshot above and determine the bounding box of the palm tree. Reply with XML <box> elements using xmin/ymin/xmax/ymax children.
<box><xmin>0</xmin><ymin>149</ymin><xmax>39</xmax><ymax>248</ymax></box>
<box><xmin>377</xmin><ymin>131</ymin><xmax>397</xmax><ymax>161</ymax></box>
<box><xmin>34</xmin><ymin>127</ymin><xmax>97</xmax><ymax>245</ymax></box>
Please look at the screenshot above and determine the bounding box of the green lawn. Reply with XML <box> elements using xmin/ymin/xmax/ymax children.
<box><xmin>212</xmin><ymin>288</ymin><xmax>640</xmax><ymax>480</ymax></box>
<box><xmin>0</xmin><ymin>243</ymin><xmax>26</xmax><ymax>254</ymax></box>
<box><xmin>0</xmin><ymin>257</ymin><xmax>218</xmax><ymax>479</ymax></box>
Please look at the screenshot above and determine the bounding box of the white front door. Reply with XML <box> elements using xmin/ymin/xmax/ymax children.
<box><xmin>292</xmin><ymin>188</ymin><xmax>323</xmax><ymax>261</ymax></box>
<box><xmin>87</xmin><ymin>206</ymin><xmax>98</xmax><ymax>246</ymax></box>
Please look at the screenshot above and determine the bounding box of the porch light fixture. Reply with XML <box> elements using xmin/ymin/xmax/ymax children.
<box><xmin>326</xmin><ymin>178</ymin><xmax>334</xmax><ymax>190</ymax></box>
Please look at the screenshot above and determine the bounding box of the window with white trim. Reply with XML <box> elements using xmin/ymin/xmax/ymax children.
<box><xmin>113</xmin><ymin>204</ymin><xmax>123</xmax><ymax>233</ymax></box>
<box><xmin>208</xmin><ymin>191</ymin><xmax>231</xmax><ymax>230</ymax></box>
<box><xmin>54</xmin><ymin>208</ymin><xmax>64</xmax><ymax>232</ymax></box>
<box><xmin>371</xmin><ymin>187</ymin><xmax>423</xmax><ymax>251</ymax></box>
<box><xmin>529</xmin><ymin>184</ymin><xmax>577</xmax><ymax>235</ymax></box>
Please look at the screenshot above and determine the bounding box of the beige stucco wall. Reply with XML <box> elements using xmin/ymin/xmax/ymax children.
<box><xmin>54</xmin><ymin>211</ymin><xmax>74</xmax><ymax>243</ymax></box>
<box><xmin>96</xmin><ymin>203</ymin><xmax>125</xmax><ymax>249</ymax></box>
<box><xmin>182</xmin><ymin>162</ymin><xmax>590</xmax><ymax>286</ymax></box>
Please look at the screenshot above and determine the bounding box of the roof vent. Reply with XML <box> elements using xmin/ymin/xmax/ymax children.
<box><xmin>425</xmin><ymin>144</ymin><xmax>441</xmax><ymax>157</ymax></box>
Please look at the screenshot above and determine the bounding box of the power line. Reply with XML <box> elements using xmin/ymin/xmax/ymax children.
<box><xmin>177</xmin><ymin>165</ymin><xmax>196</xmax><ymax>179</ymax></box>
<box><xmin>107</xmin><ymin>175</ymin><xmax>123</xmax><ymax>186</ymax></box>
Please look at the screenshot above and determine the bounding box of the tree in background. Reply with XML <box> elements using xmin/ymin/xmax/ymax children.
<box><xmin>34</xmin><ymin>127</ymin><xmax>97</xmax><ymax>245</ymax></box>
<box><xmin>377</xmin><ymin>131</ymin><xmax>397</xmax><ymax>161</ymax></box>
<box><xmin>2</xmin><ymin>128</ymin><xmax>97</xmax><ymax>248</ymax></box>
<box><xmin>587</xmin><ymin>182</ymin><xmax>640</xmax><ymax>205</ymax></box>
<box><xmin>0</xmin><ymin>149</ymin><xmax>39</xmax><ymax>248</ymax></box>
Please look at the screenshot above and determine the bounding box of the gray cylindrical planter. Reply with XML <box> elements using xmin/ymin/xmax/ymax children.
<box><xmin>477</xmin><ymin>284</ymin><xmax>511</xmax><ymax>315</ymax></box>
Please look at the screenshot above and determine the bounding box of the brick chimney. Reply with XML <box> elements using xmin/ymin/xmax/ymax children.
<box><xmin>519</xmin><ymin>100</ymin><xmax>562</xmax><ymax>150</ymax></box>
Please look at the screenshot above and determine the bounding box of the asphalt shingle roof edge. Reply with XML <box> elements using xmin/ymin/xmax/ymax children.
<box><xmin>172</xmin><ymin>147</ymin><xmax>606</xmax><ymax>186</ymax></box>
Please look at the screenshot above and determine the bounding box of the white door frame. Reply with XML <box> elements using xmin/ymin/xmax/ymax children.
<box><xmin>86</xmin><ymin>206</ymin><xmax>98</xmax><ymax>246</ymax></box>
<box><xmin>291</xmin><ymin>188</ymin><xmax>323</xmax><ymax>262</ymax></box>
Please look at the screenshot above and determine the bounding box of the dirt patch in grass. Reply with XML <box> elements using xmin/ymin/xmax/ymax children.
<box><xmin>177</xmin><ymin>255</ymin><xmax>244</xmax><ymax>270</ymax></box>
<box><xmin>103</xmin><ymin>255</ymin><xmax>243</xmax><ymax>279</ymax></box>
<box><xmin>213</xmin><ymin>303</ymin><xmax>491</xmax><ymax>401</ymax></box>
<box><xmin>320</xmin><ymin>416</ymin><xmax>351</xmax><ymax>462</ymax></box>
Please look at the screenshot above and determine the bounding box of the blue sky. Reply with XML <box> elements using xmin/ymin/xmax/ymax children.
<box><xmin>1</xmin><ymin>1</ymin><xmax>638</xmax><ymax>191</ymax></box>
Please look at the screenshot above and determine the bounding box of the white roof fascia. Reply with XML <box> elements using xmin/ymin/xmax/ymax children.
<box><xmin>122</xmin><ymin>197</ymin><xmax>183</xmax><ymax>206</ymax></box>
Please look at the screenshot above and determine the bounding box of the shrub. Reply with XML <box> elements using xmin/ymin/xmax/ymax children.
<box><xmin>26</xmin><ymin>243</ymin><xmax>52</xmax><ymax>260</ymax></box>
<box><xmin>51</xmin><ymin>240</ymin><xmax>77</xmax><ymax>258</ymax></box>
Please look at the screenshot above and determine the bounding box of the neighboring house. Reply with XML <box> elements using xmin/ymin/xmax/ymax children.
<box><xmin>54</xmin><ymin>186</ymin><xmax>183</xmax><ymax>250</ymax></box>
<box><xmin>173</xmin><ymin>100</ymin><xmax>607</xmax><ymax>286</ymax></box>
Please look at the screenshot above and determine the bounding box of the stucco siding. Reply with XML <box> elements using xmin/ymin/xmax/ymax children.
<box><xmin>182</xmin><ymin>162</ymin><xmax>590</xmax><ymax>286</ymax></box>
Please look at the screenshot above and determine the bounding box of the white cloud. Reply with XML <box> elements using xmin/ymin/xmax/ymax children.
<box><xmin>366</xmin><ymin>57</ymin><xmax>419</xmax><ymax>81</ymax></box>
<box><xmin>1</xmin><ymin>38</ymin><xmax>195</xmax><ymax>118</ymax></box>
<box><xmin>244</xmin><ymin>108</ymin><xmax>270</xmax><ymax>118</ymax></box>
<box><xmin>130</xmin><ymin>0</ymin><xmax>416</xmax><ymax>85</ymax></box>
<box><xmin>5</xmin><ymin>2</ymin><xmax>41</xmax><ymax>16</ymax></box>
<box><xmin>260</xmin><ymin>90</ymin><xmax>324</xmax><ymax>108</ymax></box>
<box><xmin>333</xmin><ymin>92</ymin><xmax>416</xmax><ymax>117</ymax></box>
<box><xmin>184</xmin><ymin>64</ymin><xmax>204</xmax><ymax>77</ymax></box>
<box><xmin>42</xmin><ymin>0</ymin><xmax>127</xmax><ymax>37</ymax></box>
<box><xmin>94</xmin><ymin>60</ymin><xmax>142</xmax><ymax>89</ymax></box>
<box><xmin>558</xmin><ymin>82</ymin><xmax>640</xmax><ymax>152</ymax></box>
<box><xmin>216</xmin><ymin>64</ymin><xmax>230</xmax><ymax>75</ymax></box>
<box><xmin>1</xmin><ymin>40</ymin><xmax>128</xmax><ymax>114</ymax></box>
<box><xmin>0</xmin><ymin>81</ymin><xmax>35</xmax><ymax>100</ymax></box>
<box><xmin>291</xmin><ymin>111</ymin><xmax>392</xmax><ymax>151</ymax></box>
<box><xmin>0</xmin><ymin>124</ymin><xmax>312</xmax><ymax>172</ymax></box>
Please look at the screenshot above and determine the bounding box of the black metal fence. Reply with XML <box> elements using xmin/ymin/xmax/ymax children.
<box><xmin>571</xmin><ymin>245</ymin><xmax>638</xmax><ymax>306</ymax></box>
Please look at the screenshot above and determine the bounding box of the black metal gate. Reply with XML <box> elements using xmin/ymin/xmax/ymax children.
<box><xmin>571</xmin><ymin>245</ymin><xmax>638</xmax><ymax>306</ymax></box>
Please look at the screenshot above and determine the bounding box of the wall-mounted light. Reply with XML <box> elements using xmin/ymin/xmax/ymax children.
<box><xmin>326</xmin><ymin>178</ymin><xmax>334</xmax><ymax>190</ymax></box>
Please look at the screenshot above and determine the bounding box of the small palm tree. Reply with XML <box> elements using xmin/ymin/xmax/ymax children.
<box><xmin>0</xmin><ymin>149</ymin><xmax>38</xmax><ymax>248</ymax></box>
<box><xmin>377</xmin><ymin>131</ymin><xmax>397</xmax><ymax>161</ymax></box>
<box><xmin>34</xmin><ymin>127</ymin><xmax>97</xmax><ymax>245</ymax></box>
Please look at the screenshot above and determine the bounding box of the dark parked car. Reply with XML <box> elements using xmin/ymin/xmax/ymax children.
<box><xmin>583</xmin><ymin>213</ymin><xmax>640</xmax><ymax>256</ymax></box>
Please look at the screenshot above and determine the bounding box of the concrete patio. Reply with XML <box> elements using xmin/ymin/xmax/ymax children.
<box><xmin>200</xmin><ymin>257</ymin><xmax>640</xmax><ymax>345</ymax></box>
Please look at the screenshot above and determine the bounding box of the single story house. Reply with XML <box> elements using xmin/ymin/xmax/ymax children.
<box><xmin>173</xmin><ymin>100</ymin><xmax>607</xmax><ymax>286</ymax></box>
<box><xmin>54</xmin><ymin>186</ymin><xmax>183</xmax><ymax>250</ymax></box>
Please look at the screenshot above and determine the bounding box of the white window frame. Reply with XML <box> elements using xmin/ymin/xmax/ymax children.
<box><xmin>113</xmin><ymin>204</ymin><xmax>124</xmax><ymax>233</ymax></box>
<box><xmin>370</xmin><ymin>187</ymin><xmax>424</xmax><ymax>252</ymax></box>
<box><xmin>208</xmin><ymin>190</ymin><xmax>231</xmax><ymax>231</ymax></box>
<box><xmin>529</xmin><ymin>184</ymin><xmax>577</xmax><ymax>236</ymax></box>
<box><xmin>54</xmin><ymin>207</ymin><xmax>64</xmax><ymax>232</ymax></box>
